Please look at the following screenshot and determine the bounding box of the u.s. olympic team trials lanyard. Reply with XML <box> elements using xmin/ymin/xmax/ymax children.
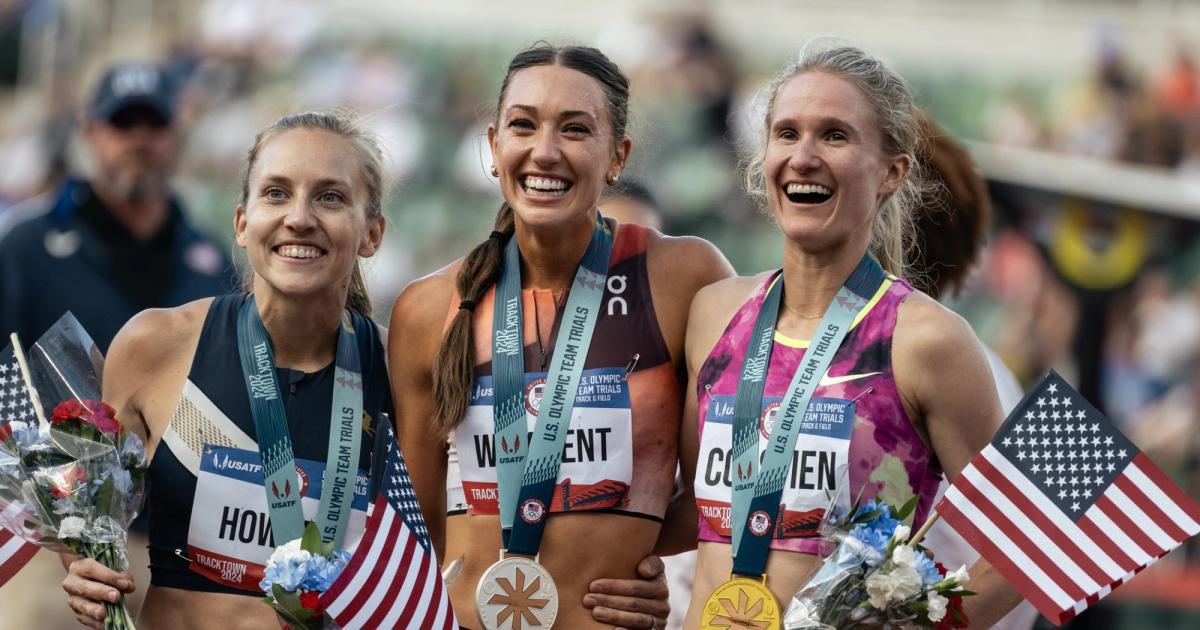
<box><xmin>236</xmin><ymin>296</ymin><xmax>363</xmax><ymax>549</ymax></box>
<box><xmin>729</xmin><ymin>253</ymin><xmax>884</xmax><ymax>577</ymax></box>
<box><xmin>491</xmin><ymin>214</ymin><xmax>613</xmax><ymax>556</ymax></box>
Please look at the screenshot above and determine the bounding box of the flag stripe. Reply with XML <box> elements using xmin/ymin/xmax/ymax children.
<box><xmin>422</xmin><ymin>561</ymin><xmax>454</xmax><ymax>630</ymax></box>
<box><xmin>1112</xmin><ymin>474</ymin><xmax>1189</xmax><ymax>541</ymax></box>
<box><xmin>981</xmin><ymin>447</ymin><xmax>1126</xmax><ymax>579</ymax></box>
<box><xmin>321</xmin><ymin>424</ymin><xmax>456</xmax><ymax>629</ymax></box>
<box><xmin>381</xmin><ymin>548</ymin><xmax>433</xmax><ymax>629</ymax></box>
<box><xmin>939</xmin><ymin>492</ymin><xmax>1069</xmax><ymax>622</ymax></box>
<box><xmin>0</xmin><ymin>530</ymin><xmax>39</xmax><ymax>586</ymax></box>
<box><xmin>1106</xmin><ymin>484</ymin><xmax>1177</xmax><ymax>551</ymax></box>
<box><xmin>1126</xmin><ymin>456</ymin><xmax>1200</xmax><ymax>535</ymax></box>
<box><xmin>1080</xmin><ymin>508</ymin><xmax>1152</xmax><ymax>571</ymax></box>
<box><xmin>1094</xmin><ymin>494</ymin><xmax>1166</xmax><ymax>558</ymax></box>
<box><xmin>352</xmin><ymin>514</ymin><xmax>415</xmax><ymax>629</ymax></box>
<box><xmin>957</xmin><ymin>468</ymin><xmax>1097</xmax><ymax>597</ymax></box>
<box><xmin>328</xmin><ymin>504</ymin><xmax>401</xmax><ymax>620</ymax></box>
<box><xmin>364</xmin><ymin>528</ymin><xmax>420</xmax><ymax>629</ymax></box>
<box><xmin>971</xmin><ymin>456</ymin><xmax>1112</xmax><ymax>586</ymax></box>
<box><xmin>1072</xmin><ymin>513</ymin><xmax>1137</xmax><ymax>574</ymax></box>
<box><xmin>323</xmin><ymin>496</ymin><xmax>392</xmax><ymax>607</ymax></box>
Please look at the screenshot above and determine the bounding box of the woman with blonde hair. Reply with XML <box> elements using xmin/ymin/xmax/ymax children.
<box><xmin>61</xmin><ymin>111</ymin><xmax>398</xmax><ymax>628</ymax></box>
<box><xmin>665</xmin><ymin>44</ymin><xmax>1024</xmax><ymax>627</ymax></box>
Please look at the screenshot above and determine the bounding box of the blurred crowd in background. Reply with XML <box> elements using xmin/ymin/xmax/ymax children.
<box><xmin>1</xmin><ymin>0</ymin><xmax>1199</xmax><ymax>627</ymax></box>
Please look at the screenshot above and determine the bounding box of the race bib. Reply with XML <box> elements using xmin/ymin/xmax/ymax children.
<box><xmin>695</xmin><ymin>395</ymin><xmax>854</xmax><ymax>539</ymax></box>
<box><xmin>187</xmin><ymin>445</ymin><xmax>369</xmax><ymax>592</ymax></box>
<box><xmin>452</xmin><ymin>367</ymin><xmax>633</xmax><ymax>514</ymax></box>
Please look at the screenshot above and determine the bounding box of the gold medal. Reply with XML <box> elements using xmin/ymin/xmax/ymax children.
<box><xmin>700</xmin><ymin>574</ymin><xmax>781</xmax><ymax>630</ymax></box>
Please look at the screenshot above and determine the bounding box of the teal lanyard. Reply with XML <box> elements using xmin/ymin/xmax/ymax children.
<box><xmin>730</xmin><ymin>254</ymin><xmax>884</xmax><ymax>577</ymax></box>
<box><xmin>491</xmin><ymin>215</ymin><xmax>613</xmax><ymax>556</ymax></box>
<box><xmin>236</xmin><ymin>296</ymin><xmax>364</xmax><ymax>549</ymax></box>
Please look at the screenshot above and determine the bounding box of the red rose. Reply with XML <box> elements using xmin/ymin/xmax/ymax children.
<box><xmin>50</xmin><ymin>399</ymin><xmax>121</xmax><ymax>434</ymax></box>
<box><xmin>299</xmin><ymin>591</ymin><xmax>324</xmax><ymax>616</ymax></box>
<box><xmin>51</xmin><ymin>400</ymin><xmax>87</xmax><ymax>424</ymax></box>
<box><xmin>0</xmin><ymin>423</ymin><xmax>11</xmax><ymax>442</ymax></box>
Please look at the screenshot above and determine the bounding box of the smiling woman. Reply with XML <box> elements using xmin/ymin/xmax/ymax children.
<box><xmin>665</xmin><ymin>43</ymin><xmax>1026</xmax><ymax>628</ymax></box>
<box><xmin>389</xmin><ymin>44</ymin><xmax>734</xmax><ymax>629</ymax></box>
<box><xmin>58</xmin><ymin>111</ymin><xmax>402</xmax><ymax>630</ymax></box>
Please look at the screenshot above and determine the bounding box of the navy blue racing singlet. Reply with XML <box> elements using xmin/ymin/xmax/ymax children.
<box><xmin>146</xmin><ymin>294</ymin><xmax>392</xmax><ymax>594</ymax></box>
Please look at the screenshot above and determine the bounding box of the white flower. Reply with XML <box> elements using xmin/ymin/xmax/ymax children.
<box><xmin>59</xmin><ymin>516</ymin><xmax>87</xmax><ymax>539</ymax></box>
<box><xmin>927</xmin><ymin>591</ymin><xmax>949</xmax><ymax>622</ymax></box>
<box><xmin>891</xmin><ymin>525</ymin><xmax>911</xmax><ymax>543</ymax></box>
<box><xmin>267</xmin><ymin>538</ymin><xmax>310</xmax><ymax>567</ymax></box>
<box><xmin>891</xmin><ymin>543</ymin><xmax>917</xmax><ymax>569</ymax></box>
<box><xmin>866</xmin><ymin>565</ymin><xmax>922</xmax><ymax>609</ymax></box>
<box><xmin>950</xmin><ymin>565</ymin><xmax>970</xmax><ymax>585</ymax></box>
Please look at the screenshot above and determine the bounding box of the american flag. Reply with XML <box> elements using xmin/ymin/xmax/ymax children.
<box><xmin>319</xmin><ymin>419</ymin><xmax>457</xmax><ymax>629</ymax></box>
<box><xmin>0</xmin><ymin>344</ymin><xmax>41</xmax><ymax>587</ymax></box>
<box><xmin>937</xmin><ymin>370</ymin><xmax>1200</xmax><ymax>625</ymax></box>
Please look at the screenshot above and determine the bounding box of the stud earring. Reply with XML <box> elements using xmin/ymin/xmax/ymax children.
<box><xmin>490</xmin><ymin>164</ymin><xmax>499</xmax><ymax>177</ymax></box>
<box><xmin>607</xmin><ymin>173</ymin><xmax>620</xmax><ymax>186</ymax></box>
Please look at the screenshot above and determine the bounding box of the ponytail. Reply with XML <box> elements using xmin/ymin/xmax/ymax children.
<box><xmin>346</xmin><ymin>262</ymin><xmax>372</xmax><ymax>315</ymax></box>
<box><xmin>431</xmin><ymin>203</ymin><xmax>517</xmax><ymax>435</ymax></box>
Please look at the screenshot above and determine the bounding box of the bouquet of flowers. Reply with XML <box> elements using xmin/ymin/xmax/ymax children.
<box><xmin>783</xmin><ymin>498</ymin><xmax>972</xmax><ymax>629</ymax></box>
<box><xmin>0</xmin><ymin>314</ymin><xmax>148</xmax><ymax>629</ymax></box>
<box><xmin>261</xmin><ymin>521</ymin><xmax>351</xmax><ymax>630</ymax></box>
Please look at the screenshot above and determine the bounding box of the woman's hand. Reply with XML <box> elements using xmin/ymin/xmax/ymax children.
<box><xmin>62</xmin><ymin>556</ymin><xmax>135</xmax><ymax>629</ymax></box>
<box><xmin>584</xmin><ymin>554</ymin><xmax>670</xmax><ymax>629</ymax></box>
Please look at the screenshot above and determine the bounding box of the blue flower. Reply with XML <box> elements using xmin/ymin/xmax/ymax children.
<box><xmin>260</xmin><ymin>556</ymin><xmax>309</xmax><ymax>592</ymax></box>
<box><xmin>913</xmin><ymin>549</ymin><xmax>942</xmax><ymax>586</ymax></box>
<box><xmin>300</xmin><ymin>555</ymin><xmax>345</xmax><ymax>592</ymax></box>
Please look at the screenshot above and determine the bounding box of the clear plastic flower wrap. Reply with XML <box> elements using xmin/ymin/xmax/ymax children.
<box><xmin>0</xmin><ymin>314</ymin><xmax>147</xmax><ymax>629</ymax></box>
<box><xmin>783</xmin><ymin>496</ymin><xmax>972</xmax><ymax>630</ymax></box>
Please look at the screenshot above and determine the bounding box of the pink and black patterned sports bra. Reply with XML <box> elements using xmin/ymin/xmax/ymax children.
<box><xmin>694</xmin><ymin>271</ymin><xmax>943</xmax><ymax>554</ymax></box>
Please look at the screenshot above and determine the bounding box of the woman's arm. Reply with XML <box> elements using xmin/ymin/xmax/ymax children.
<box><xmin>894</xmin><ymin>294</ymin><xmax>1026</xmax><ymax>628</ymax></box>
<box><xmin>388</xmin><ymin>270</ymin><xmax>456</xmax><ymax>560</ymax></box>
<box><xmin>587</xmin><ymin>242</ymin><xmax>735</xmax><ymax>628</ymax></box>
<box><xmin>61</xmin><ymin>304</ymin><xmax>202</xmax><ymax>628</ymax></box>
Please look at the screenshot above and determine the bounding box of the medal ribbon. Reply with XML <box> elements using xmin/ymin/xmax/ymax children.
<box><xmin>729</xmin><ymin>253</ymin><xmax>884</xmax><ymax>577</ymax></box>
<box><xmin>491</xmin><ymin>214</ymin><xmax>613</xmax><ymax>555</ymax></box>
<box><xmin>236</xmin><ymin>296</ymin><xmax>364</xmax><ymax>549</ymax></box>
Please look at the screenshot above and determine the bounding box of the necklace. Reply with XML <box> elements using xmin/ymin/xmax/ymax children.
<box><xmin>533</xmin><ymin>287</ymin><xmax>570</xmax><ymax>370</ymax></box>
<box><xmin>782</xmin><ymin>300</ymin><xmax>827</xmax><ymax>320</ymax></box>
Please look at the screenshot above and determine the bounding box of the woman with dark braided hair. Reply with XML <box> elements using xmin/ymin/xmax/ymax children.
<box><xmin>389</xmin><ymin>44</ymin><xmax>732</xmax><ymax>628</ymax></box>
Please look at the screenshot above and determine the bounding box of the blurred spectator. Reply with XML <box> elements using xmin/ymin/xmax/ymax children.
<box><xmin>600</xmin><ymin>179</ymin><xmax>664</xmax><ymax>231</ymax></box>
<box><xmin>0</xmin><ymin>62</ymin><xmax>234</xmax><ymax>351</ymax></box>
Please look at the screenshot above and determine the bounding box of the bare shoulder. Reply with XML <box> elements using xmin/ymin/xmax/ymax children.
<box><xmin>892</xmin><ymin>290</ymin><xmax>981</xmax><ymax>360</ymax></box>
<box><xmin>388</xmin><ymin>260</ymin><xmax>462</xmax><ymax>361</ymax></box>
<box><xmin>892</xmin><ymin>289</ymin><xmax>997</xmax><ymax>422</ymax></box>
<box><xmin>686</xmin><ymin>272</ymin><xmax>771</xmax><ymax>369</ymax></box>
<box><xmin>646</xmin><ymin>232</ymin><xmax>735</xmax><ymax>298</ymax></box>
<box><xmin>105</xmin><ymin>298</ymin><xmax>212</xmax><ymax>442</ymax></box>
<box><xmin>107</xmin><ymin>299</ymin><xmax>211</xmax><ymax>374</ymax></box>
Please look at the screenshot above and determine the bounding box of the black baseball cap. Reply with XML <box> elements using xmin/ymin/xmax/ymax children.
<box><xmin>88</xmin><ymin>63</ymin><xmax>176</xmax><ymax>125</ymax></box>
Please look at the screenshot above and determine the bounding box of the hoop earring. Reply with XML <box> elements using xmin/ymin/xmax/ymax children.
<box><xmin>491</xmin><ymin>164</ymin><xmax>499</xmax><ymax>177</ymax></box>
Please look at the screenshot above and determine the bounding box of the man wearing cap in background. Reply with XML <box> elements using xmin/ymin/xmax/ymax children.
<box><xmin>0</xmin><ymin>62</ymin><xmax>234</xmax><ymax>352</ymax></box>
<box><xmin>0</xmin><ymin>62</ymin><xmax>234</xmax><ymax>628</ymax></box>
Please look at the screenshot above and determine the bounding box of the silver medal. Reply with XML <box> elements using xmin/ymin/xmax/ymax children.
<box><xmin>475</xmin><ymin>555</ymin><xmax>558</xmax><ymax>630</ymax></box>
